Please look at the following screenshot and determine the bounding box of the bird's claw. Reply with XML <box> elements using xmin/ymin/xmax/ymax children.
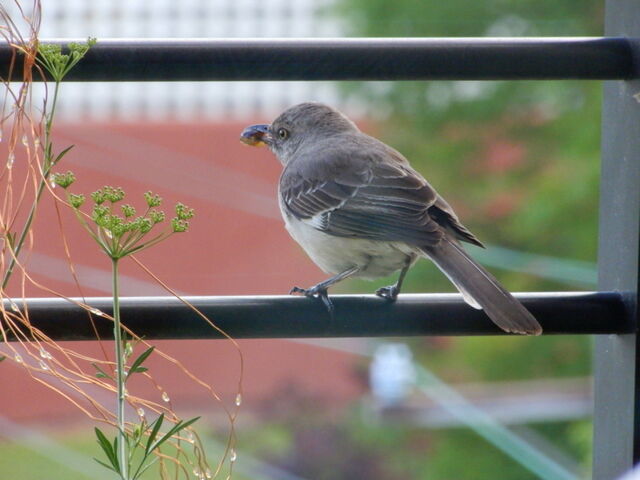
<box><xmin>290</xmin><ymin>285</ymin><xmax>335</xmax><ymax>316</ymax></box>
<box><xmin>290</xmin><ymin>286</ymin><xmax>310</xmax><ymax>296</ymax></box>
<box><xmin>375</xmin><ymin>285</ymin><xmax>399</xmax><ymax>301</ymax></box>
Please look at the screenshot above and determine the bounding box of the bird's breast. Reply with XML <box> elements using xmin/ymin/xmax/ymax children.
<box><xmin>279</xmin><ymin>201</ymin><xmax>416</xmax><ymax>279</ymax></box>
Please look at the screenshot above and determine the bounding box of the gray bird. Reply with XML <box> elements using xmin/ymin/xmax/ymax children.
<box><xmin>240</xmin><ymin>102</ymin><xmax>542</xmax><ymax>335</ymax></box>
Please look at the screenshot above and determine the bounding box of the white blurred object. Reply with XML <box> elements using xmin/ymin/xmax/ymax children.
<box><xmin>2</xmin><ymin>0</ymin><xmax>347</xmax><ymax>121</ymax></box>
<box><xmin>369</xmin><ymin>343</ymin><xmax>417</xmax><ymax>407</ymax></box>
<box><xmin>620</xmin><ymin>466</ymin><xmax>640</xmax><ymax>480</ymax></box>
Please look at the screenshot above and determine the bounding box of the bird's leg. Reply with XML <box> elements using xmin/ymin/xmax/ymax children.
<box><xmin>290</xmin><ymin>266</ymin><xmax>360</xmax><ymax>314</ymax></box>
<box><xmin>376</xmin><ymin>255</ymin><xmax>414</xmax><ymax>301</ymax></box>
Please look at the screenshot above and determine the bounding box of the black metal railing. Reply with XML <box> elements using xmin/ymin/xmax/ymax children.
<box><xmin>4</xmin><ymin>292</ymin><xmax>627</xmax><ymax>341</ymax></box>
<box><xmin>0</xmin><ymin>37</ymin><xmax>634</xmax><ymax>81</ymax></box>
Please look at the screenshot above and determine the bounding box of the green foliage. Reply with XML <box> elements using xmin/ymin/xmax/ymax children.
<box><xmin>425</xmin><ymin>428</ymin><xmax>538</xmax><ymax>480</ymax></box>
<box><xmin>52</xmin><ymin>145</ymin><xmax>76</xmax><ymax>166</ymax></box>
<box><xmin>335</xmin><ymin>0</ymin><xmax>601</xmax><ymax>38</ymax></box>
<box><xmin>94</xmin><ymin>415</ymin><xmax>200</xmax><ymax>480</ymax></box>
<box><xmin>92</xmin><ymin>362</ymin><xmax>114</xmax><ymax>380</ymax></box>
<box><xmin>126</xmin><ymin>346</ymin><xmax>155</xmax><ymax>379</ymax></box>
<box><xmin>91</xmin><ymin>327</ymin><xmax>203</xmax><ymax>479</ymax></box>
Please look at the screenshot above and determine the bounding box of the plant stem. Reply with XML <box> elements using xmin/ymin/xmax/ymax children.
<box><xmin>2</xmin><ymin>163</ymin><xmax>53</xmax><ymax>289</ymax></box>
<box><xmin>45</xmin><ymin>81</ymin><xmax>61</xmax><ymax>139</ymax></box>
<box><xmin>1</xmin><ymin>81</ymin><xmax>61</xmax><ymax>290</ymax></box>
<box><xmin>112</xmin><ymin>257</ymin><xmax>128</xmax><ymax>479</ymax></box>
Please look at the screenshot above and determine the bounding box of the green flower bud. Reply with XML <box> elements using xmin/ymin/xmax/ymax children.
<box><xmin>91</xmin><ymin>189</ymin><xmax>106</xmax><ymax>205</ymax></box>
<box><xmin>139</xmin><ymin>218</ymin><xmax>153</xmax><ymax>234</ymax></box>
<box><xmin>68</xmin><ymin>193</ymin><xmax>85</xmax><ymax>209</ymax></box>
<box><xmin>92</xmin><ymin>204</ymin><xmax>110</xmax><ymax>220</ymax></box>
<box><xmin>95</xmin><ymin>214</ymin><xmax>110</xmax><ymax>228</ymax></box>
<box><xmin>51</xmin><ymin>171</ymin><xmax>75</xmax><ymax>189</ymax></box>
<box><xmin>175</xmin><ymin>202</ymin><xmax>195</xmax><ymax>220</ymax></box>
<box><xmin>103</xmin><ymin>186</ymin><xmax>125</xmax><ymax>203</ymax></box>
<box><xmin>121</xmin><ymin>204</ymin><xmax>136</xmax><ymax>218</ymax></box>
<box><xmin>127</xmin><ymin>217</ymin><xmax>141</xmax><ymax>232</ymax></box>
<box><xmin>111</xmin><ymin>224</ymin><xmax>126</xmax><ymax>237</ymax></box>
<box><xmin>171</xmin><ymin>218</ymin><xmax>189</xmax><ymax>233</ymax></box>
<box><xmin>144</xmin><ymin>191</ymin><xmax>162</xmax><ymax>208</ymax></box>
<box><xmin>148</xmin><ymin>209</ymin><xmax>165</xmax><ymax>224</ymax></box>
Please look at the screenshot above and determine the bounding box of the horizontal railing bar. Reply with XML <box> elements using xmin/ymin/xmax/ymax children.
<box><xmin>0</xmin><ymin>37</ymin><xmax>634</xmax><ymax>81</ymax></box>
<box><xmin>4</xmin><ymin>291</ymin><xmax>629</xmax><ymax>341</ymax></box>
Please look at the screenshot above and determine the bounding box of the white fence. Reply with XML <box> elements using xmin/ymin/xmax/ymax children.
<box><xmin>5</xmin><ymin>0</ymin><xmax>344</xmax><ymax>120</ymax></box>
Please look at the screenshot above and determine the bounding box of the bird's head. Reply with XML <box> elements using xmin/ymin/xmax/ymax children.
<box><xmin>240</xmin><ymin>102</ymin><xmax>359</xmax><ymax>164</ymax></box>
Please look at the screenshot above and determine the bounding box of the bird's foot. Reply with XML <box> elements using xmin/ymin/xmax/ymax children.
<box><xmin>290</xmin><ymin>285</ymin><xmax>334</xmax><ymax>316</ymax></box>
<box><xmin>375</xmin><ymin>284</ymin><xmax>399</xmax><ymax>301</ymax></box>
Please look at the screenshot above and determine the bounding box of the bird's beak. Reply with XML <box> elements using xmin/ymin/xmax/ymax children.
<box><xmin>240</xmin><ymin>124</ymin><xmax>271</xmax><ymax>147</ymax></box>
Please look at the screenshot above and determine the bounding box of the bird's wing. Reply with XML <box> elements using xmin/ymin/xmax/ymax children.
<box><xmin>280</xmin><ymin>138</ymin><xmax>450</xmax><ymax>247</ymax></box>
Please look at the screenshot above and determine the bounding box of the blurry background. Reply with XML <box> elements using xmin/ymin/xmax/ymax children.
<box><xmin>0</xmin><ymin>0</ymin><xmax>601</xmax><ymax>479</ymax></box>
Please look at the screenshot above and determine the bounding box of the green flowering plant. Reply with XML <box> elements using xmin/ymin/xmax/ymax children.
<box><xmin>37</xmin><ymin>38</ymin><xmax>97</xmax><ymax>83</ymax></box>
<box><xmin>51</xmin><ymin>176</ymin><xmax>194</xmax><ymax>260</ymax></box>
<box><xmin>52</xmin><ymin>174</ymin><xmax>199</xmax><ymax>479</ymax></box>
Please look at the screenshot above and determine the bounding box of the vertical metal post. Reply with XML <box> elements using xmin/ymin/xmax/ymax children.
<box><xmin>593</xmin><ymin>1</ymin><xmax>640</xmax><ymax>478</ymax></box>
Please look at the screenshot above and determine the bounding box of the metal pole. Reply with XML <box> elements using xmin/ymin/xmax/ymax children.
<box><xmin>0</xmin><ymin>37</ymin><xmax>633</xmax><ymax>82</ymax></box>
<box><xmin>4</xmin><ymin>292</ymin><xmax>626</xmax><ymax>341</ymax></box>
<box><xmin>593</xmin><ymin>1</ymin><xmax>640</xmax><ymax>478</ymax></box>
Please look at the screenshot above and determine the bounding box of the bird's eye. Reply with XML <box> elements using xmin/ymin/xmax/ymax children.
<box><xmin>277</xmin><ymin>128</ymin><xmax>289</xmax><ymax>140</ymax></box>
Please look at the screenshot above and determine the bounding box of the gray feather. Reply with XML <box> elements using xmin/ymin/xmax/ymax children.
<box><xmin>423</xmin><ymin>237</ymin><xmax>542</xmax><ymax>335</ymax></box>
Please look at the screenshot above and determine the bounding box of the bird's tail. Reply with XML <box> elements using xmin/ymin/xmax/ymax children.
<box><xmin>422</xmin><ymin>237</ymin><xmax>542</xmax><ymax>335</ymax></box>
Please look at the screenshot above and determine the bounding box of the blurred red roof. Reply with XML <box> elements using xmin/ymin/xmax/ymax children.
<box><xmin>0</xmin><ymin>122</ymin><xmax>366</xmax><ymax>425</ymax></box>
